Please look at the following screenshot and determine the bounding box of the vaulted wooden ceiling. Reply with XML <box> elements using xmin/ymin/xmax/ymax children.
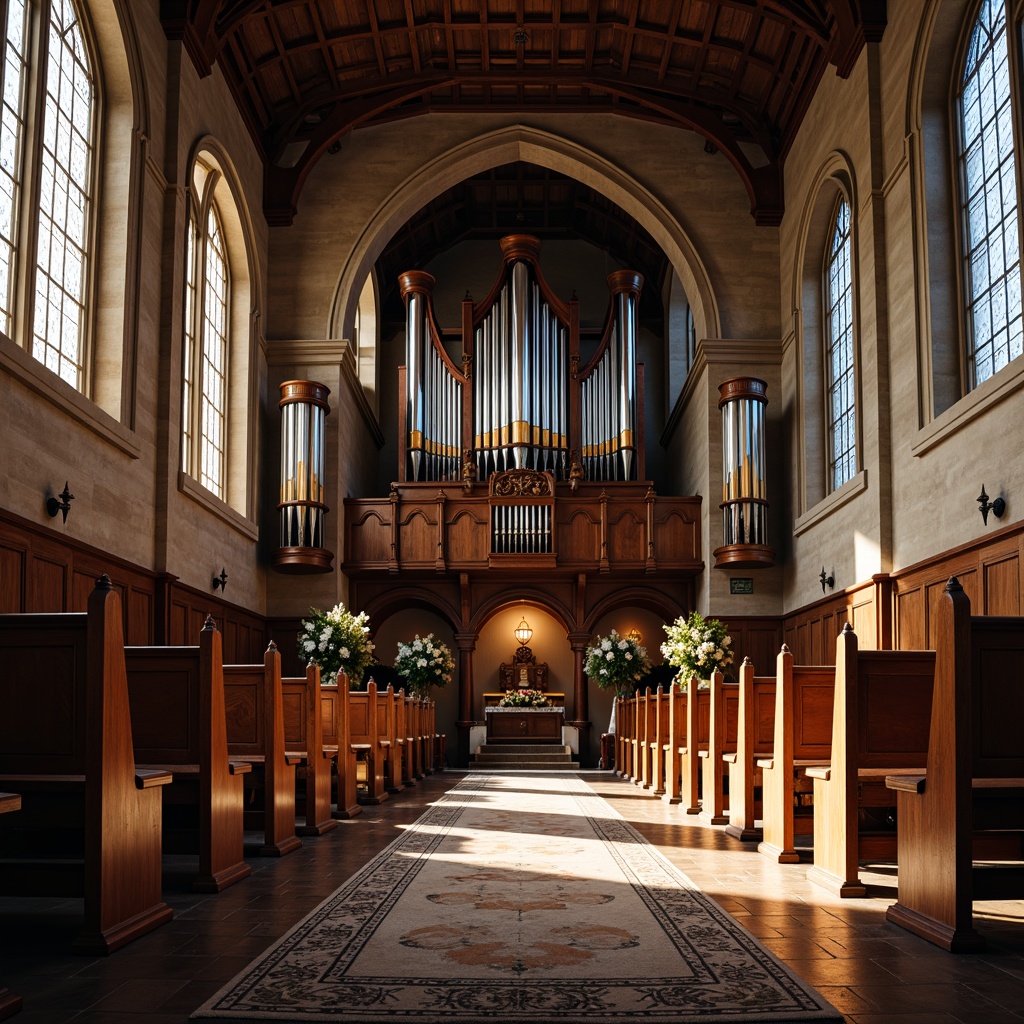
<box><xmin>163</xmin><ymin>1</ymin><xmax>887</xmax><ymax>226</ymax></box>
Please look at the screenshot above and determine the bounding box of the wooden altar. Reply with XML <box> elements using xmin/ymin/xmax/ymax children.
<box><xmin>485</xmin><ymin>707</ymin><xmax>565</xmax><ymax>744</ymax></box>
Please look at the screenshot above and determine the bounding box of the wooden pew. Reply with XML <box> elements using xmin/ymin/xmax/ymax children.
<box><xmin>349</xmin><ymin>682</ymin><xmax>388</xmax><ymax>804</ymax></box>
<box><xmin>223</xmin><ymin>643</ymin><xmax>302</xmax><ymax>857</ymax></box>
<box><xmin>379</xmin><ymin>685</ymin><xmax>403</xmax><ymax>794</ymax></box>
<box><xmin>698</xmin><ymin>671</ymin><xmax>738</xmax><ymax>824</ymax></box>
<box><xmin>885</xmin><ymin>578</ymin><xmax>1024</xmax><ymax>951</ymax></box>
<box><xmin>320</xmin><ymin>676</ymin><xmax>361</xmax><ymax>818</ymax></box>
<box><xmin>282</xmin><ymin>662</ymin><xmax>337</xmax><ymax>836</ymax></box>
<box><xmin>650</xmin><ymin>686</ymin><xmax>670</xmax><ymax>797</ymax></box>
<box><xmin>613</xmin><ymin>693</ymin><xmax>634</xmax><ymax>780</ymax></box>
<box><xmin>805</xmin><ymin>625</ymin><xmax>935</xmax><ymax>897</ymax></box>
<box><xmin>680</xmin><ymin>676</ymin><xmax>711</xmax><ymax>814</ymax></box>
<box><xmin>723</xmin><ymin>657</ymin><xmax>776</xmax><ymax>841</ymax></box>
<box><xmin>636</xmin><ymin>687</ymin><xmax>657</xmax><ymax>789</ymax></box>
<box><xmin>394</xmin><ymin>689</ymin><xmax>416</xmax><ymax>788</ymax></box>
<box><xmin>757</xmin><ymin>648</ymin><xmax>834</xmax><ymax>863</ymax></box>
<box><xmin>125</xmin><ymin>618</ymin><xmax>252</xmax><ymax>893</ymax></box>
<box><xmin>0</xmin><ymin>577</ymin><xmax>173</xmax><ymax>953</ymax></box>
<box><xmin>660</xmin><ymin>682</ymin><xmax>687</xmax><ymax>805</ymax></box>
<box><xmin>0</xmin><ymin>792</ymin><xmax>23</xmax><ymax>1019</ymax></box>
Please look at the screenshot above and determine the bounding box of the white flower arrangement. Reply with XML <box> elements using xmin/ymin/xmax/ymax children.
<box><xmin>297</xmin><ymin>603</ymin><xmax>375</xmax><ymax>688</ymax></box>
<box><xmin>584</xmin><ymin>629</ymin><xmax>652</xmax><ymax>696</ymax></box>
<box><xmin>394</xmin><ymin>633</ymin><xmax>454</xmax><ymax>696</ymax></box>
<box><xmin>660</xmin><ymin>611</ymin><xmax>733</xmax><ymax>685</ymax></box>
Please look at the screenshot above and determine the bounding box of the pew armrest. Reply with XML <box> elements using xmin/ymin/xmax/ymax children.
<box><xmin>285</xmin><ymin>754</ymin><xmax>302</xmax><ymax>766</ymax></box>
<box><xmin>351</xmin><ymin>744</ymin><xmax>372</xmax><ymax>753</ymax></box>
<box><xmin>0</xmin><ymin>793</ymin><xmax>22</xmax><ymax>814</ymax></box>
<box><xmin>135</xmin><ymin>769</ymin><xmax>173</xmax><ymax>789</ymax></box>
<box><xmin>886</xmin><ymin>774</ymin><xmax>926</xmax><ymax>794</ymax></box>
<box><xmin>805</xmin><ymin>765</ymin><xmax>831</xmax><ymax>781</ymax></box>
<box><xmin>228</xmin><ymin>760</ymin><xmax>253</xmax><ymax>775</ymax></box>
<box><xmin>756</xmin><ymin>757</ymin><xmax>774</xmax><ymax>769</ymax></box>
<box><xmin>722</xmin><ymin>753</ymin><xmax>738</xmax><ymax>764</ymax></box>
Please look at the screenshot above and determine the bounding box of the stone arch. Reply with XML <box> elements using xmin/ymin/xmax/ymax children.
<box><xmin>327</xmin><ymin>125</ymin><xmax>721</xmax><ymax>355</ymax></box>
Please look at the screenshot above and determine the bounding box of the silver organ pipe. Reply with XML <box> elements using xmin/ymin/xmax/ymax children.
<box><xmin>401</xmin><ymin>238</ymin><xmax>642</xmax><ymax>490</ymax></box>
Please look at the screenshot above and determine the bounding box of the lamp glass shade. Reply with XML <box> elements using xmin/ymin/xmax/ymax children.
<box><xmin>514</xmin><ymin>617</ymin><xmax>533</xmax><ymax>646</ymax></box>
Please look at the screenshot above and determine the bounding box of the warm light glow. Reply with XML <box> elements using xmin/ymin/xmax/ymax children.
<box><xmin>628</xmin><ymin>628</ymin><xmax>643</xmax><ymax>644</ymax></box>
<box><xmin>514</xmin><ymin>616</ymin><xmax>533</xmax><ymax>646</ymax></box>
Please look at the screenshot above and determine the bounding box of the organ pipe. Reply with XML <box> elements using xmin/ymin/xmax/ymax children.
<box><xmin>273</xmin><ymin>380</ymin><xmax>333</xmax><ymax>574</ymax></box>
<box><xmin>400</xmin><ymin>236</ymin><xmax>643</xmax><ymax>488</ymax></box>
<box><xmin>713</xmin><ymin>376</ymin><xmax>775</xmax><ymax>569</ymax></box>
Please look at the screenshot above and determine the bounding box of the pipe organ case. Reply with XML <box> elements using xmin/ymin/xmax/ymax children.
<box><xmin>399</xmin><ymin>235</ymin><xmax>643</xmax><ymax>486</ymax></box>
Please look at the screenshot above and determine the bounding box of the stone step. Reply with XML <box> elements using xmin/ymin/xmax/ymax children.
<box><xmin>475</xmin><ymin>749</ymin><xmax>573</xmax><ymax>757</ymax></box>
<box><xmin>474</xmin><ymin>751</ymin><xmax>575</xmax><ymax>762</ymax></box>
<box><xmin>469</xmin><ymin>761</ymin><xmax>581</xmax><ymax>771</ymax></box>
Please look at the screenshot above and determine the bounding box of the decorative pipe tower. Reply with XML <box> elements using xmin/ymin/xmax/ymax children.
<box><xmin>273</xmin><ymin>380</ymin><xmax>334</xmax><ymax>573</ymax></box>
<box><xmin>713</xmin><ymin>376</ymin><xmax>774</xmax><ymax>569</ymax></box>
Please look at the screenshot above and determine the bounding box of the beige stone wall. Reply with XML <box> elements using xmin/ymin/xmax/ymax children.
<box><xmin>6</xmin><ymin>2</ymin><xmax>1022</xmax><ymax>628</ymax></box>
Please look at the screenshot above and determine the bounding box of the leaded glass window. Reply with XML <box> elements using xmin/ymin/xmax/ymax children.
<box><xmin>199</xmin><ymin>206</ymin><xmax>227</xmax><ymax>496</ymax></box>
<box><xmin>957</xmin><ymin>0</ymin><xmax>1023</xmax><ymax>388</ymax></box>
<box><xmin>32</xmin><ymin>0</ymin><xmax>95</xmax><ymax>387</ymax></box>
<box><xmin>0</xmin><ymin>0</ymin><xmax>30</xmax><ymax>336</ymax></box>
<box><xmin>182</xmin><ymin>161</ymin><xmax>231</xmax><ymax>503</ymax></box>
<box><xmin>824</xmin><ymin>197</ymin><xmax>856</xmax><ymax>492</ymax></box>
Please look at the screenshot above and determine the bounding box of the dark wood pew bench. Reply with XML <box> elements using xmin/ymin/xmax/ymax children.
<box><xmin>0</xmin><ymin>793</ymin><xmax>22</xmax><ymax>1019</ymax></box>
<box><xmin>282</xmin><ymin>662</ymin><xmax>337</xmax><ymax>836</ymax></box>
<box><xmin>805</xmin><ymin>626</ymin><xmax>935</xmax><ymax>897</ymax></box>
<box><xmin>885</xmin><ymin>578</ymin><xmax>1024</xmax><ymax>950</ymax></box>
<box><xmin>320</xmin><ymin>678</ymin><xmax>361</xmax><ymax>819</ymax></box>
<box><xmin>757</xmin><ymin>649</ymin><xmax>834</xmax><ymax>863</ymax></box>
<box><xmin>224</xmin><ymin>643</ymin><xmax>302</xmax><ymax>857</ymax></box>
<box><xmin>698</xmin><ymin>671</ymin><xmax>738</xmax><ymax>824</ymax></box>
<box><xmin>724</xmin><ymin>657</ymin><xmax>776</xmax><ymax>841</ymax></box>
<box><xmin>125</xmin><ymin>618</ymin><xmax>252</xmax><ymax>893</ymax></box>
<box><xmin>0</xmin><ymin>577</ymin><xmax>173</xmax><ymax>954</ymax></box>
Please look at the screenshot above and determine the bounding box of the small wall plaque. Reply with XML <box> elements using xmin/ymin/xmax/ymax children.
<box><xmin>730</xmin><ymin>577</ymin><xmax>754</xmax><ymax>595</ymax></box>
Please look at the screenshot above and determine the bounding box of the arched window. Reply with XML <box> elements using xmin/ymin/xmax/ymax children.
<box><xmin>182</xmin><ymin>161</ymin><xmax>231</xmax><ymax>501</ymax></box>
<box><xmin>823</xmin><ymin>197</ymin><xmax>856</xmax><ymax>491</ymax></box>
<box><xmin>179</xmin><ymin>146</ymin><xmax>256</xmax><ymax>522</ymax></box>
<box><xmin>956</xmin><ymin>0</ymin><xmax>1023</xmax><ymax>390</ymax></box>
<box><xmin>0</xmin><ymin>0</ymin><xmax>96</xmax><ymax>389</ymax></box>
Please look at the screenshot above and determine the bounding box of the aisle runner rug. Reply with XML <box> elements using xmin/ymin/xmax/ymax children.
<box><xmin>193</xmin><ymin>774</ymin><xmax>841</xmax><ymax>1023</ymax></box>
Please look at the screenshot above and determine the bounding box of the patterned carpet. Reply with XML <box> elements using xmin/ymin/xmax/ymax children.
<box><xmin>192</xmin><ymin>774</ymin><xmax>842</xmax><ymax>1023</ymax></box>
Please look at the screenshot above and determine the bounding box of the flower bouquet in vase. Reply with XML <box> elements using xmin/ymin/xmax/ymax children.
<box><xmin>394</xmin><ymin>633</ymin><xmax>454</xmax><ymax>696</ymax></box>
<box><xmin>584</xmin><ymin>629</ymin><xmax>651</xmax><ymax>698</ymax></box>
<box><xmin>298</xmin><ymin>603</ymin><xmax>375</xmax><ymax>688</ymax></box>
<box><xmin>660</xmin><ymin>611</ymin><xmax>733</xmax><ymax>688</ymax></box>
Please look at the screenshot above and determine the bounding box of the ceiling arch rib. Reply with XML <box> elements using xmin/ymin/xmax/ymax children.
<box><xmin>161</xmin><ymin>1</ymin><xmax>886</xmax><ymax>223</ymax></box>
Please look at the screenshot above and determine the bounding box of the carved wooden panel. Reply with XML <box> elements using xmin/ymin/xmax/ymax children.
<box><xmin>794</xmin><ymin>675</ymin><xmax>834</xmax><ymax>756</ymax></box>
<box><xmin>447</xmin><ymin>508</ymin><xmax>488</xmax><ymax>564</ymax></box>
<box><xmin>753</xmin><ymin>683</ymin><xmax>775</xmax><ymax>745</ymax></box>
<box><xmin>0</xmin><ymin>542</ymin><xmax>24</xmax><ymax>612</ymax></box>
<box><xmin>608</xmin><ymin>508</ymin><xmax>645</xmax><ymax>563</ymax></box>
<box><xmin>653</xmin><ymin>507</ymin><xmax>698</xmax><ymax>562</ymax></box>
<box><xmin>983</xmin><ymin>553</ymin><xmax>1020</xmax><ymax>614</ymax></box>
<box><xmin>398</xmin><ymin>508</ymin><xmax>436</xmax><ymax>566</ymax></box>
<box><xmin>558</xmin><ymin>508</ymin><xmax>599</xmax><ymax>562</ymax></box>
<box><xmin>346</xmin><ymin>507</ymin><xmax>391</xmax><ymax>565</ymax></box>
<box><xmin>28</xmin><ymin>554</ymin><xmax>66</xmax><ymax>612</ymax></box>
<box><xmin>858</xmin><ymin>654</ymin><xmax>934</xmax><ymax>765</ymax></box>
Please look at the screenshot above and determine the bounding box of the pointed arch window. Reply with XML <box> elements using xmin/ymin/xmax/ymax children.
<box><xmin>824</xmin><ymin>197</ymin><xmax>856</xmax><ymax>492</ymax></box>
<box><xmin>0</xmin><ymin>0</ymin><xmax>96</xmax><ymax>389</ymax></box>
<box><xmin>182</xmin><ymin>164</ymin><xmax>230</xmax><ymax>501</ymax></box>
<box><xmin>956</xmin><ymin>0</ymin><xmax>1023</xmax><ymax>390</ymax></box>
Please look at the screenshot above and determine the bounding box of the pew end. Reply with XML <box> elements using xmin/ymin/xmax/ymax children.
<box><xmin>884</xmin><ymin>585</ymin><xmax>1024</xmax><ymax>951</ymax></box>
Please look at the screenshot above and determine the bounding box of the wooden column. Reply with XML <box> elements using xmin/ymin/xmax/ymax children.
<box><xmin>568</xmin><ymin>631</ymin><xmax>592</xmax><ymax>762</ymax></box>
<box><xmin>455</xmin><ymin>632</ymin><xmax>476</xmax><ymax>769</ymax></box>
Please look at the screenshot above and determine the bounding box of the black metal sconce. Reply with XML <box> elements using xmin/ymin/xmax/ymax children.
<box><xmin>46</xmin><ymin>482</ymin><xmax>74</xmax><ymax>523</ymax></box>
<box><xmin>212</xmin><ymin>568</ymin><xmax>228</xmax><ymax>592</ymax></box>
<box><xmin>819</xmin><ymin>566</ymin><xmax>835</xmax><ymax>594</ymax></box>
<box><xmin>977</xmin><ymin>484</ymin><xmax>1005</xmax><ymax>526</ymax></box>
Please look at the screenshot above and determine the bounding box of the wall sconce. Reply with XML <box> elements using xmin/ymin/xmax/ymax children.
<box><xmin>514</xmin><ymin>616</ymin><xmax>533</xmax><ymax>647</ymax></box>
<box><xmin>977</xmin><ymin>484</ymin><xmax>1005</xmax><ymax>526</ymax></box>
<box><xmin>713</xmin><ymin>377</ymin><xmax>774</xmax><ymax>568</ymax></box>
<box><xmin>819</xmin><ymin>566</ymin><xmax>835</xmax><ymax>594</ymax></box>
<box><xmin>46</xmin><ymin>481</ymin><xmax>74</xmax><ymax>523</ymax></box>
<box><xmin>273</xmin><ymin>380</ymin><xmax>334</xmax><ymax>573</ymax></box>
<box><xmin>212</xmin><ymin>568</ymin><xmax>228</xmax><ymax>592</ymax></box>
<box><xmin>628</xmin><ymin>627</ymin><xmax>643</xmax><ymax>644</ymax></box>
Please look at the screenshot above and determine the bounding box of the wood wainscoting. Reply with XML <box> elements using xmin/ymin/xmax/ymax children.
<box><xmin>0</xmin><ymin>508</ymin><xmax>267</xmax><ymax>661</ymax></box>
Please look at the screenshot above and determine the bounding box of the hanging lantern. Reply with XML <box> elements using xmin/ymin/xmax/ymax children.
<box><xmin>273</xmin><ymin>380</ymin><xmax>334</xmax><ymax>573</ymax></box>
<box><xmin>714</xmin><ymin>376</ymin><xmax>774</xmax><ymax>568</ymax></box>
